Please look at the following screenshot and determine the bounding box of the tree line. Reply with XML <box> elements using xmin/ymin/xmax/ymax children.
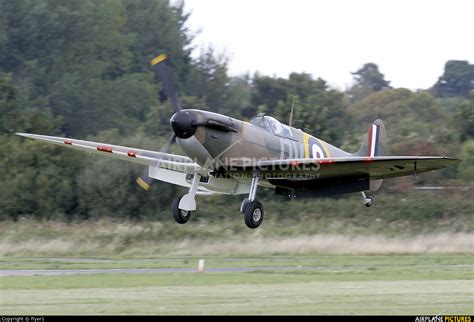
<box><xmin>0</xmin><ymin>0</ymin><xmax>473</xmax><ymax>220</ymax></box>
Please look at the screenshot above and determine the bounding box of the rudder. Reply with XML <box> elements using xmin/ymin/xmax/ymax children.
<box><xmin>355</xmin><ymin>119</ymin><xmax>387</xmax><ymax>192</ymax></box>
<box><xmin>355</xmin><ymin>119</ymin><xmax>387</xmax><ymax>158</ymax></box>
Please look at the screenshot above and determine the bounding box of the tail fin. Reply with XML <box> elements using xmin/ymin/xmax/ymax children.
<box><xmin>355</xmin><ymin>119</ymin><xmax>387</xmax><ymax>192</ymax></box>
<box><xmin>355</xmin><ymin>119</ymin><xmax>387</xmax><ymax>157</ymax></box>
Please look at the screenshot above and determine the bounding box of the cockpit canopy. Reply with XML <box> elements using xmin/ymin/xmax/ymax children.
<box><xmin>249</xmin><ymin>114</ymin><xmax>293</xmax><ymax>139</ymax></box>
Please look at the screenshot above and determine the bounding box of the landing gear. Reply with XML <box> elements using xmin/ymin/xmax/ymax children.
<box><xmin>171</xmin><ymin>174</ymin><xmax>200</xmax><ymax>224</ymax></box>
<box><xmin>172</xmin><ymin>195</ymin><xmax>191</xmax><ymax>224</ymax></box>
<box><xmin>361</xmin><ymin>191</ymin><xmax>373</xmax><ymax>207</ymax></box>
<box><xmin>241</xmin><ymin>173</ymin><xmax>264</xmax><ymax>229</ymax></box>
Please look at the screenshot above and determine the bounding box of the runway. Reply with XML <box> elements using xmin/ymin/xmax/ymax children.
<box><xmin>0</xmin><ymin>266</ymin><xmax>313</xmax><ymax>276</ymax></box>
<box><xmin>2</xmin><ymin>260</ymin><xmax>470</xmax><ymax>276</ymax></box>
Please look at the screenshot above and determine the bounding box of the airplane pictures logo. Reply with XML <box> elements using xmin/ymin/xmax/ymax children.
<box><xmin>415</xmin><ymin>316</ymin><xmax>472</xmax><ymax>322</ymax></box>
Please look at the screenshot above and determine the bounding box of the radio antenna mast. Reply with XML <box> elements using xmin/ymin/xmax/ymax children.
<box><xmin>289</xmin><ymin>96</ymin><xmax>296</xmax><ymax>127</ymax></box>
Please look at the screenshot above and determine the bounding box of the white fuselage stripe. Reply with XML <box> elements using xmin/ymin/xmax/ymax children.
<box><xmin>370</xmin><ymin>124</ymin><xmax>377</xmax><ymax>157</ymax></box>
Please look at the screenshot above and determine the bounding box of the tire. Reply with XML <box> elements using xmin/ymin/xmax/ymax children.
<box><xmin>364</xmin><ymin>197</ymin><xmax>373</xmax><ymax>207</ymax></box>
<box><xmin>171</xmin><ymin>195</ymin><xmax>191</xmax><ymax>224</ymax></box>
<box><xmin>244</xmin><ymin>200</ymin><xmax>264</xmax><ymax>229</ymax></box>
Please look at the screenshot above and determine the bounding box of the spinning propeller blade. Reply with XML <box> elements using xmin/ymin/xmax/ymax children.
<box><xmin>151</xmin><ymin>53</ymin><xmax>182</xmax><ymax>113</ymax></box>
<box><xmin>136</xmin><ymin>54</ymin><xmax>181</xmax><ymax>190</ymax></box>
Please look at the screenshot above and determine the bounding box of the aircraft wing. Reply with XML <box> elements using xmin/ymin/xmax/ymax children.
<box><xmin>15</xmin><ymin>133</ymin><xmax>207</xmax><ymax>176</ymax></box>
<box><xmin>233</xmin><ymin>156</ymin><xmax>460</xmax><ymax>180</ymax></box>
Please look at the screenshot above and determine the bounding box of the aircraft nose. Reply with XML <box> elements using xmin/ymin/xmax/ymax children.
<box><xmin>170</xmin><ymin>110</ymin><xmax>198</xmax><ymax>139</ymax></box>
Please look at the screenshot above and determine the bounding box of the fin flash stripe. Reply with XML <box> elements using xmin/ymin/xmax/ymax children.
<box><xmin>368</xmin><ymin>124</ymin><xmax>378</xmax><ymax>157</ymax></box>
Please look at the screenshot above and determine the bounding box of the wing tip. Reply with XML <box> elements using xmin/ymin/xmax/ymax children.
<box><xmin>438</xmin><ymin>156</ymin><xmax>461</xmax><ymax>162</ymax></box>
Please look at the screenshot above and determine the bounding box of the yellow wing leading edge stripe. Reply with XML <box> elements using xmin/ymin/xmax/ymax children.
<box><xmin>303</xmin><ymin>133</ymin><xmax>310</xmax><ymax>158</ymax></box>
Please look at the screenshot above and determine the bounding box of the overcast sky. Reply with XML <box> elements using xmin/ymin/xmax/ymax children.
<box><xmin>183</xmin><ymin>0</ymin><xmax>474</xmax><ymax>90</ymax></box>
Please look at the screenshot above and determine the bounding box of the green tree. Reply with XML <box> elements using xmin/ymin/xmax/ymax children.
<box><xmin>249</xmin><ymin>72</ymin><xmax>349</xmax><ymax>145</ymax></box>
<box><xmin>0</xmin><ymin>73</ymin><xmax>19</xmax><ymax>134</ymax></box>
<box><xmin>0</xmin><ymin>0</ymin><xmax>195</xmax><ymax>220</ymax></box>
<box><xmin>124</xmin><ymin>0</ymin><xmax>192</xmax><ymax>85</ymax></box>
<box><xmin>290</xmin><ymin>92</ymin><xmax>348</xmax><ymax>145</ymax></box>
<box><xmin>269</xmin><ymin>74</ymin><xmax>349</xmax><ymax>145</ymax></box>
<box><xmin>225</xmin><ymin>75</ymin><xmax>252</xmax><ymax>119</ymax></box>
<box><xmin>349</xmin><ymin>63</ymin><xmax>391</xmax><ymax>102</ymax></box>
<box><xmin>251</xmin><ymin>74</ymin><xmax>288</xmax><ymax>115</ymax></box>
<box><xmin>0</xmin><ymin>73</ymin><xmax>75</xmax><ymax>220</ymax></box>
<box><xmin>0</xmin><ymin>0</ymin><xmax>194</xmax><ymax>137</ymax></box>
<box><xmin>0</xmin><ymin>134</ymin><xmax>79</xmax><ymax>221</ymax></box>
<box><xmin>348</xmin><ymin>89</ymin><xmax>456</xmax><ymax>155</ymax></box>
<box><xmin>431</xmin><ymin>60</ymin><xmax>474</xmax><ymax>97</ymax></box>
<box><xmin>185</xmin><ymin>48</ymin><xmax>252</xmax><ymax>119</ymax></box>
<box><xmin>186</xmin><ymin>48</ymin><xmax>230</xmax><ymax>112</ymax></box>
<box><xmin>0</xmin><ymin>72</ymin><xmax>61</xmax><ymax>135</ymax></box>
<box><xmin>455</xmin><ymin>96</ymin><xmax>474</xmax><ymax>141</ymax></box>
<box><xmin>457</xmin><ymin>140</ymin><xmax>474</xmax><ymax>182</ymax></box>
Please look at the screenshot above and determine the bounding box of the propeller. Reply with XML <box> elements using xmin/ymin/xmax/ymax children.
<box><xmin>136</xmin><ymin>54</ymin><xmax>181</xmax><ymax>191</ymax></box>
<box><xmin>150</xmin><ymin>54</ymin><xmax>182</xmax><ymax>113</ymax></box>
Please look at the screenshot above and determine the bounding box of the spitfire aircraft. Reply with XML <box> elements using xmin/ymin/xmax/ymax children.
<box><xmin>16</xmin><ymin>54</ymin><xmax>460</xmax><ymax>228</ymax></box>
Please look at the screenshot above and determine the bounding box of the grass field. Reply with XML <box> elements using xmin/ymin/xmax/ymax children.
<box><xmin>1</xmin><ymin>218</ymin><xmax>472</xmax><ymax>257</ymax></box>
<box><xmin>1</xmin><ymin>254</ymin><xmax>473</xmax><ymax>315</ymax></box>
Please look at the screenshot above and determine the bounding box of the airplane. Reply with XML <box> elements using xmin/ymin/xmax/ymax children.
<box><xmin>16</xmin><ymin>54</ymin><xmax>460</xmax><ymax>229</ymax></box>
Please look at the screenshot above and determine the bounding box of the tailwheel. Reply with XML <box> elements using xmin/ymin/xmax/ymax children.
<box><xmin>361</xmin><ymin>191</ymin><xmax>373</xmax><ymax>207</ymax></box>
<box><xmin>244</xmin><ymin>200</ymin><xmax>264</xmax><ymax>229</ymax></box>
<box><xmin>171</xmin><ymin>195</ymin><xmax>191</xmax><ymax>224</ymax></box>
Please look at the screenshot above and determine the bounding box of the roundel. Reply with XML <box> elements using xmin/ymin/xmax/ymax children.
<box><xmin>312</xmin><ymin>144</ymin><xmax>324</xmax><ymax>159</ymax></box>
<box><xmin>306</xmin><ymin>136</ymin><xmax>328</xmax><ymax>159</ymax></box>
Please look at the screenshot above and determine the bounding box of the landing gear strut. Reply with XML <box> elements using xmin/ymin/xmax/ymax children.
<box><xmin>171</xmin><ymin>174</ymin><xmax>201</xmax><ymax>224</ymax></box>
<box><xmin>241</xmin><ymin>173</ymin><xmax>264</xmax><ymax>229</ymax></box>
<box><xmin>361</xmin><ymin>191</ymin><xmax>373</xmax><ymax>207</ymax></box>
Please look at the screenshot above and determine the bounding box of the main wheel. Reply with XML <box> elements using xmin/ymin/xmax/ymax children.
<box><xmin>244</xmin><ymin>200</ymin><xmax>264</xmax><ymax>229</ymax></box>
<box><xmin>171</xmin><ymin>195</ymin><xmax>191</xmax><ymax>224</ymax></box>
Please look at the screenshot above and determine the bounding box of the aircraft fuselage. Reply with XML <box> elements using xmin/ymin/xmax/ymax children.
<box><xmin>172</xmin><ymin>109</ymin><xmax>350</xmax><ymax>170</ymax></box>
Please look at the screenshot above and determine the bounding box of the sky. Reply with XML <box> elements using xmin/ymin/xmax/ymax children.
<box><xmin>183</xmin><ymin>0</ymin><xmax>474</xmax><ymax>90</ymax></box>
